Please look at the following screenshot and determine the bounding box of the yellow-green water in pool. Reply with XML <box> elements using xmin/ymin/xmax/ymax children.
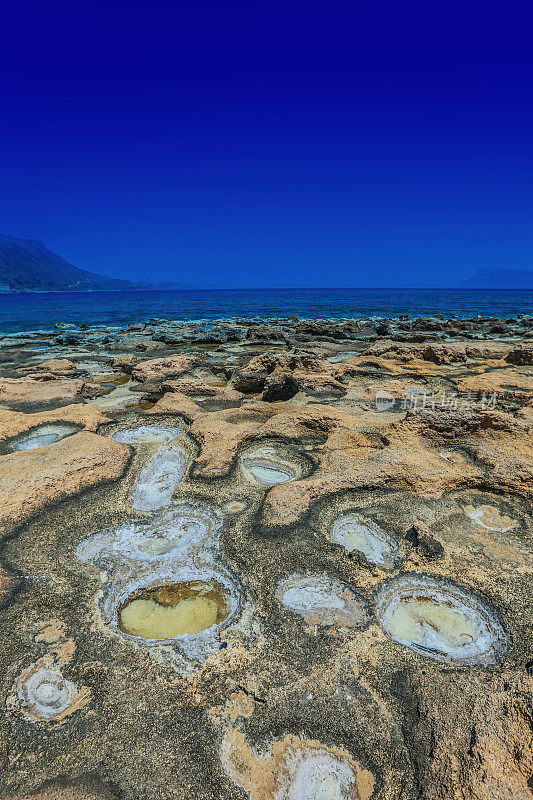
<box><xmin>119</xmin><ymin>581</ymin><xmax>229</xmax><ymax>639</ymax></box>
<box><xmin>386</xmin><ymin>596</ymin><xmax>479</xmax><ymax>650</ymax></box>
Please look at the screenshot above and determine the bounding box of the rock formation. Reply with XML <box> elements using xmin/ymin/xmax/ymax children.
<box><xmin>0</xmin><ymin>314</ymin><xmax>531</xmax><ymax>799</ymax></box>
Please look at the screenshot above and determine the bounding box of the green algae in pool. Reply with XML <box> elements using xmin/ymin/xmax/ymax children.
<box><xmin>118</xmin><ymin>581</ymin><xmax>230</xmax><ymax>639</ymax></box>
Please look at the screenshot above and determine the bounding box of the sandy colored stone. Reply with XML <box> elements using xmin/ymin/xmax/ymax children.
<box><xmin>362</xmin><ymin>340</ymin><xmax>513</xmax><ymax>364</ymax></box>
<box><xmin>335</xmin><ymin>354</ymin><xmax>450</xmax><ymax>377</ymax></box>
<box><xmin>189</xmin><ymin>404</ymin><xmax>279</xmax><ymax>475</ymax></box>
<box><xmin>221</xmin><ymin>728</ymin><xmax>375</xmax><ymax>800</ymax></box>
<box><xmin>262</xmin><ymin>413</ymin><xmax>482</xmax><ymax>527</ymax></box>
<box><xmin>455</xmin><ymin>367</ymin><xmax>532</xmax><ymax>396</ymax></box>
<box><xmin>132</xmin><ymin>354</ymin><xmax>199</xmax><ymax>383</ymax></box>
<box><xmin>467</xmin><ymin>421</ymin><xmax>533</xmax><ymax>498</ymax></box>
<box><xmin>162</xmin><ymin>378</ymin><xmax>243</xmax><ymax>403</ymax></box>
<box><xmin>187</xmin><ymin>402</ymin><xmax>483</xmax><ymax>525</ymax></box>
<box><xmin>112</xmin><ymin>353</ymin><xmax>138</xmax><ymax>372</ymax></box>
<box><xmin>231</xmin><ymin>352</ymin><xmax>344</xmax><ymax>398</ymax></box>
<box><xmin>404</xmin><ymin>670</ymin><xmax>533</xmax><ymax>800</ymax></box>
<box><xmin>0</xmin><ymin>403</ymin><xmax>111</xmax><ymax>443</ymax></box>
<box><xmin>0</xmin><ymin>378</ymin><xmax>84</xmax><ymax>410</ymax></box>
<box><xmin>148</xmin><ymin>390</ymin><xmax>205</xmax><ymax>420</ymax></box>
<box><xmin>34</xmin><ymin>358</ymin><xmax>77</xmax><ymax>376</ymax></box>
<box><xmin>0</xmin><ymin>431</ymin><xmax>130</xmax><ymax>535</ymax></box>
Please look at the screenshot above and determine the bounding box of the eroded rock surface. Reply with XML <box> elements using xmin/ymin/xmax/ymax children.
<box><xmin>0</xmin><ymin>314</ymin><xmax>531</xmax><ymax>800</ymax></box>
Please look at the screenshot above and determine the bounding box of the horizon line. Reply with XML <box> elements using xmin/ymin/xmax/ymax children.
<box><xmin>4</xmin><ymin>286</ymin><xmax>533</xmax><ymax>294</ymax></box>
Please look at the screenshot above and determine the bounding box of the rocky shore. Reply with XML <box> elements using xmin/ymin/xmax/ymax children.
<box><xmin>0</xmin><ymin>314</ymin><xmax>531</xmax><ymax>800</ymax></box>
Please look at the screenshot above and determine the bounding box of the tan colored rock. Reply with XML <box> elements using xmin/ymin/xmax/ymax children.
<box><xmin>148</xmin><ymin>390</ymin><xmax>204</xmax><ymax>421</ymax></box>
<box><xmin>132</xmin><ymin>354</ymin><xmax>199</xmax><ymax>383</ymax></box>
<box><xmin>467</xmin><ymin>420</ymin><xmax>533</xmax><ymax>499</ymax></box>
<box><xmin>221</xmin><ymin>728</ymin><xmax>375</xmax><ymax>800</ymax></box>
<box><xmin>455</xmin><ymin>367</ymin><xmax>532</xmax><ymax>396</ymax></box>
<box><xmin>161</xmin><ymin>378</ymin><xmax>243</xmax><ymax>405</ymax></box>
<box><xmin>0</xmin><ymin>378</ymin><xmax>84</xmax><ymax>409</ymax></box>
<box><xmin>232</xmin><ymin>352</ymin><xmax>338</xmax><ymax>397</ymax></box>
<box><xmin>335</xmin><ymin>354</ymin><xmax>448</xmax><ymax>377</ymax></box>
<box><xmin>189</xmin><ymin>404</ymin><xmax>279</xmax><ymax>475</ymax></box>
<box><xmin>406</xmin><ymin>670</ymin><xmax>533</xmax><ymax>800</ymax></box>
<box><xmin>291</xmin><ymin>368</ymin><xmax>346</xmax><ymax>396</ymax></box>
<box><xmin>132</xmin><ymin>338</ymin><xmax>161</xmax><ymax>352</ymax></box>
<box><xmin>517</xmin><ymin>399</ymin><xmax>533</xmax><ymax>421</ymax></box>
<box><xmin>0</xmin><ymin>432</ymin><xmax>130</xmax><ymax>535</ymax></box>
<box><xmin>80</xmin><ymin>381</ymin><xmax>114</xmax><ymax>399</ymax></box>
<box><xmin>262</xmin><ymin>410</ymin><xmax>481</xmax><ymax>526</ymax></box>
<box><xmin>187</xmin><ymin>402</ymin><xmax>483</xmax><ymax>525</ymax></box>
<box><xmin>112</xmin><ymin>353</ymin><xmax>138</xmax><ymax>372</ymax></box>
<box><xmin>0</xmin><ymin>403</ymin><xmax>110</xmax><ymax>443</ymax></box>
<box><xmin>34</xmin><ymin>358</ymin><xmax>77</xmax><ymax>376</ymax></box>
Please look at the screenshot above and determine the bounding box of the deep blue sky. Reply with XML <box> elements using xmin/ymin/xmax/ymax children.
<box><xmin>1</xmin><ymin>1</ymin><xmax>532</xmax><ymax>288</ymax></box>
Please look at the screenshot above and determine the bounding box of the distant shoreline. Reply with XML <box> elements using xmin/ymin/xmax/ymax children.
<box><xmin>2</xmin><ymin>287</ymin><xmax>533</xmax><ymax>294</ymax></box>
<box><xmin>0</xmin><ymin>287</ymin><xmax>194</xmax><ymax>294</ymax></box>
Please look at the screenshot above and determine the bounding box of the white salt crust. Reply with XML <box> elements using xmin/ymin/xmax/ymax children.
<box><xmin>329</xmin><ymin>512</ymin><xmax>400</xmax><ymax>569</ymax></box>
<box><xmin>15</xmin><ymin>662</ymin><xmax>76</xmax><ymax>721</ymax></box>
<box><xmin>132</xmin><ymin>447</ymin><xmax>187</xmax><ymax>512</ymax></box>
<box><xmin>376</xmin><ymin>574</ymin><xmax>508</xmax><ymax>665</ymax></box>
<box><xmin>240</xmin><ymin>445</ymin><xmax>302</xmax><ymax>487</ymax></box>
<box><xmin>10</xmin><ymin>423</ymin><xmax>79</xmax><ymax>451</ymax></box>
<box><xmin>111</xmin><ymin>424</ymin><xmax>181</xmax><ymax>445</ymax></box>
<box><xmin>76</xmin><ymin>502</ymin><xmax>259</xmax><ymax>665</ymax></box>
<box><xmin>276</xmin><ymin>574</ymin><xmax>370</xmax><ymax>630</ymax></box>
<box><xmin>274</xmin><ymin>746</ymin><xmax>359</xmax><ymax>800</ymax></box>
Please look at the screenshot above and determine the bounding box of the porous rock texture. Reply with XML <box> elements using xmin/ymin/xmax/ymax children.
<box><xmin>0</xmin><ymin>377</ymin><xmax>84</xmax><ymax>410</ymax></box>
<box><xmin>0</xmin><ymin>315</ymin><xmax>531</xmax><ymax>800</ymax></box>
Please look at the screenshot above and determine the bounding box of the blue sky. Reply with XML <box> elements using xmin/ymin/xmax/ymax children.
<box><xmin>1</xmin><ymin>0</ymin><xmax>532</xmax><ymax>288</ymax></box>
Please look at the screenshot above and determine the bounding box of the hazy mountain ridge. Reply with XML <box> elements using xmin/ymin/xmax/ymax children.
<box><xmin>0</xmin><ymin>234</ymin><xmax>190</xmax><ymax>291</ymax></box>
<box><xmin>458</xmin><ymin>268</ymin><xmax>533</xmax><ymax>289</ymax></box>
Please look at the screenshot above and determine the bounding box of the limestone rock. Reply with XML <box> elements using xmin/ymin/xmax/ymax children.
<box><xmin>0</xmin><ymin>432</ymin><xmax>130</xmax><ymax>534</ymax></box>
<box><xmin>35</xmin><ymin>358</ymin><xmax>77</xmax><ymax>376</ymax></box>
<box><xmin>0</xmin><ymin>404</ymin><xmax>109</xmax><ymax>443</ymax></box>
<box><xmin>0</xmin><ymin>378</ymin><xmax>84</xmax><ymax>410</ymax></box>
<box><xmin>132</xmin><ymin>355</ymin><xmax>199</xmax><ymax>383</ymax></box>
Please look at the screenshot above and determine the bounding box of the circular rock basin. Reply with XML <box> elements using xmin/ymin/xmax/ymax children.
<box><xmin>463</xmin><ymin>504</ymin><xmax>517</xmax><ymax>532</ymax></box>
<box><xmin>119</xmin><ymin>580</ymin><xmax>231</xmax><ymax>639</ymax></box>
<box><xmin>376</xmin><ymin>575</ymin><xmax>508</xmax><ymax>665</ymax></box>
<box><xmin>9</xmin><ymin>422</ymin><xmax>79</xmax><ymax>451</ymax></box>
<box><xmin>240</xmin><ymin>445</ymin><xmax>302</xmax><ymax>487</ymax></box>
<box><xmin>111</xmin><ymin>424</ymin><xmax>181</xmax><ymax>445</ymax></box>
<box><xmin>102</xmin><ymin>567</ymin><xmax>242</xmax><ymax>658</ymax></box>
<box><xmin>16</xmin><ymin>662</ymin><xmax>76</xmax><ymax>721</ymax></box>
<box><xmin>132</xmin><ymin>447</ymin><xmax>187</xmax><ymax>513</ymax></box>
<box><xmin>75</xmin><ymin>503</ymin><xmax>222</xmax><ymax>568</ymax></box>
<box><xmin>276</xmin><ymin>574</ymin><xmax>370</xmax><ymax>630</ymax></box>
<box><xmin>275</xmin><ymin>746</ymin><xmax>361</xmax><ymax>800</ymax></box>
<box><xmin>329</xmin><ymin>513</ymin><xmax>400</xmax><ymax>569</ymax></box>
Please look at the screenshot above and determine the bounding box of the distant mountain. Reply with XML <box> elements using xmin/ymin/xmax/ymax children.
<box><xmin>0</xmin><ymin>234</ymin><xmax>191</xmax><ymax>291</ymax></box>
<box><xmin>458</xmin><ymin>268</ymin><xmax>533</xmax><ymax>290</ymax></box>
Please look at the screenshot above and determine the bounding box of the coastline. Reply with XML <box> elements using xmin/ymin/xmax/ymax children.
<box><xmin>0</xmin><ymin>314</ymin><xmax>531</xmax><ymax>799</ymax></box>
<box><xmin>1</xmin><ymin>288</ymin><xmax>533</xmax><ymax>335</ymax></box>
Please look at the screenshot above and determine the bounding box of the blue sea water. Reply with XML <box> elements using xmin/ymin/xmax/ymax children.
<box><xmin>0</xmin><ymin>288</ymin><xmax>532</xmax><ymax>334</ymax></box>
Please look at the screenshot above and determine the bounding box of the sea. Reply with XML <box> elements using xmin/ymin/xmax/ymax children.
<box><xmin>1</xmin><ymin>288</ymin><xmax>533</xmax><ymax>334</ymax></box>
